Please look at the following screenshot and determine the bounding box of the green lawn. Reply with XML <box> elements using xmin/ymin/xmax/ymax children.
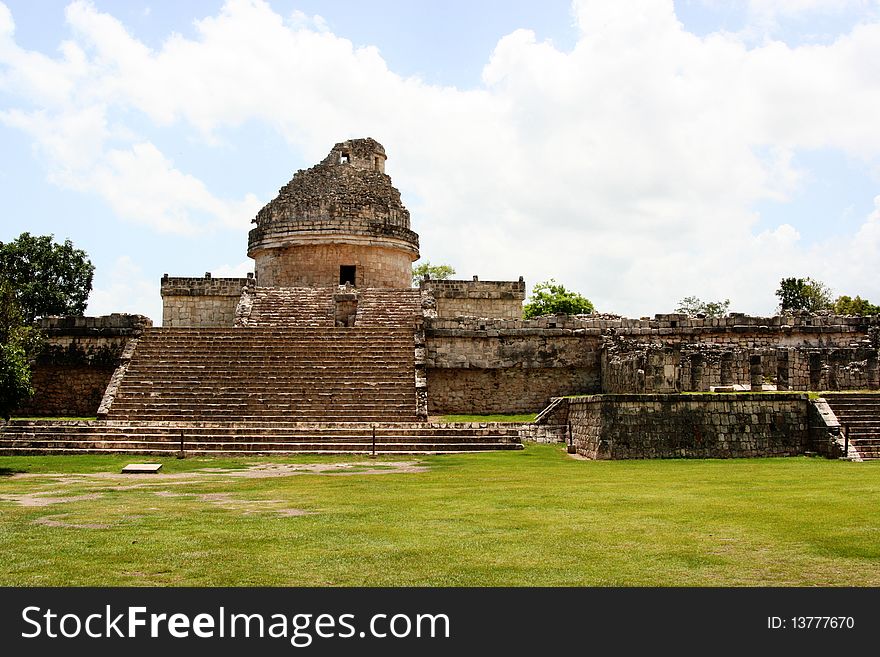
<box><xmin>0</xmin><ymin>445</ymin><xmax>878</xmax><ymax>586</ymax></box>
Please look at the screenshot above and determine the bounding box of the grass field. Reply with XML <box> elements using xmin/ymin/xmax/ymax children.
<box><xmin>0</xmin><ymin>444</ymin><xmax>878</xmax><ymax>586</ymax></box>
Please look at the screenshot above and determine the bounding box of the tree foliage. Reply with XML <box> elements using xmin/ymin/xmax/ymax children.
<box><xmin>833</xmin><ymin>295</ymin><xmax>880</xmax><ymax>316</ymax></box>
<box><xmin>0</xmin><ymin>232</ymin><xmax>94</xmax><ymax>322</ymax></box>
<box><xmin>0</xmin><ymin>280</ymin><xmax>43</xmax><ymax>419</ymax></box>
<box><xmin>523</xmin><ymin>279</ymin><xmax>595</xmax><ymax>319</ymax></box>
<box><xmin>412</xmin><ymin>261</ymin><xmax>456</xmax><ymax>287</ymax></box>
<box><xmin>775</xmin><ymin>277</ymin><xmax>833</xmax><ymax>313</ymax></box>
<box><xmin>675</xmin><ymin>296</ymin><xmax>731</xmax><ymax>317</ymax></box>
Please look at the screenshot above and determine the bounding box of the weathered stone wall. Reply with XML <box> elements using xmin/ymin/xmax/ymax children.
<box><xmin>780</xmin><ymin>347</ymin><xmax>879</xmax><ymax>391</ymax></box>
<box><xmin>601</xmin><ymin>336</ymin><xmax>879</xmax><ymax>394</ymax></box>
<box><xmin>420</xmin><ymin>278</ymin><xmax>526</xmax><ymax>319</ymax></box>
<box><xmin>424</xmin><ymin>314</ymin><xmax>878</xmax><ymax>414</ymax></box>
<box><xmin>427</xmin><ymin>367</ymin><xmax>598</xmax><ymax>414</ymax></box>
<box><xmin>568</xmin><ymin>394</ymin><xmax>810</xmax><ymax>459</ymax></box>
<box><xmin>161</xmin><ymin>274</ymin><xmax>252</xmax><ymax>327</ymax></box>
<box><xmin>18</xmin><ymin>365</ymin><xmax>116</xmax><ymax>417</ymax></box>
<box><xmin>253</xmin><ymin>243</ymin><xmax>412</xmax><ymax>289</ymax></box>
<box><xmin>425</xmin><ymin>317</ymin><xmax>602</xmax><ymax>413</ymax></box>
<box><xmin>593</xmin><ymin>312</ymin><xmax>873</xmax><ymax>348</ymax></box>
<box><xmin>15</xmin><ymin>314</ymin><xmax>151</xmax><ymax>417</ymax></box>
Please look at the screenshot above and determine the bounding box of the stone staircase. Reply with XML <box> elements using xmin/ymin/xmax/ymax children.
<box><xmin>0</xmin><ymin>420</ymin><xmax>523</xmax><ymax>455</ymax></box>
<box><xmin>239</xmin><ymin>286</ymin><xmax>422</xmax><ymax>328</ymax></box>
<box><xmin>103</xmin><ymin>326</ymin><xmax>419</xmax><ymax>423</ymax></box>
<box><xmin>240</xmin><ymin>287</ymin><xmax>335</xmax><ymax>327</ymax></box>
<box><xmin>355</xmin><ymin>289</ymin><xmax>422</xmax><ymax>327</ymax></box>
<box><xmin>823</xmin><ymin>393</ymin><xmax>880</xmax><ymax>460</ymax></box>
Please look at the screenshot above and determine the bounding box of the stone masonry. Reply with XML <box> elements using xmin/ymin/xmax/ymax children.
<box><xmin>247</xmin><ymin>138</ymin><xmax>419</xmax><ymax>289</ymax></box>
<box><xmin>567</xmin><ymin>393</ymin><xmax>811</xmax><ymax>459</ymax></box>
<box><xmin>8</xmin><ymin>135</ymin><xmax>880</xmax><ymax>462</ymax></box>
<box><xmin>419</xmin><ymin>278</ymin><xmax>526</xmax><ymax>320</ymax></box>
<box><xmin>15</xmin><ymin>314</ymin><xmax>151</xmax><ymax>417</ymax></box>
<box><xmin>161</xmin><ymin>274</ymin><xmax>253</xmax><ymax>328</ymax></box>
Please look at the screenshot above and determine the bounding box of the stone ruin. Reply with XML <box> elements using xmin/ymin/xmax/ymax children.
<box><xmin>5</xmin><ymin>137</ymin><xmax>880</xmax><ymax>459</ymax></box>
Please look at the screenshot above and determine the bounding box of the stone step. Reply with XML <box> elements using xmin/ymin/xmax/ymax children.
<box><xmin>0</xmin><ymin>435</ymin><xmax>520</xmax><ymax>448</ymax></box>
<box><xmin>114</xmin><ymin>391</ymin><xmax>414</xmax><ymax>398</ymax></box>
<box><xmin>3</xmin><ymin>420</ymin><xmax>522</xmax><ymax>430</ymax></box>
<box><xmin>107</xmin><ymin>320</ymin><xmax>419</xmax><ymax>423</ymax></box>
<box><xmin>0</xmin><ymin>443</ymin><xmax>523</xmax><ymax>456</ymax></box>
<box><xmin>0</xmin><ymin>415</ymin><xmax>524</xmax><ymax>454</ymax></box>
<box><xmin>1</xmin><ymin>428</ymin><xmax>521</xmax><ymax>439</ymax></box>
<box><xmin>107</xmin><ymin>417</ymin><xmax>421</xmax><ymax>423</ymax></box>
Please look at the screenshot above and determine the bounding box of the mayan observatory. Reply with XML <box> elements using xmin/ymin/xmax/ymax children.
<box><xmin>3</xmin><ymin>138</ymin><xmax>879</xmax><ymax>459</ymax></box>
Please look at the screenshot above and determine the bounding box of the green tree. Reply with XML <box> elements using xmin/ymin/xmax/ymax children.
<box><xmin>523</xmin><ymin>279</ymin><xmax>595</xmax><ymax>319</ymax></box>
<box><xmin>775</xmin><ymin>277</ymin><xmax>833</xmax><ymax>313</ymax></box>
<box><xmin>412</xmin><ymin>261</ymin><xmax>456</xmax><ymax>287</ymax></box>
<box><xmin>833</xmin><ymin>295</ymin><xmax>880</xmax><ymax>316</ymax></box>
<box><xmin>0</xmin><ymin>232</ymin><xmax>94</xmax><ymax>322</ymax></box>
<box><xmin>0</xmin><ymin>280</ymin><xmax>43</xmax><ymax>419</ymax></box>
<box><xmin>675</xmin><ymin>296</ymin><xmax>731</xmax><ymax>317</ymax></box>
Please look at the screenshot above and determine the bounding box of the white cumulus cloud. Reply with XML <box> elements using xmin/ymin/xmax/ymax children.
<box><xmin>1</xmin><ymin>0</ymin><xmax>879</xmax><ymax>316</ymax></box>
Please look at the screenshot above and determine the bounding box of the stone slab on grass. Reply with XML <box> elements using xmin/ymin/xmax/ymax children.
<box><xmin>121</xmin><ymin>463</ymin><xmax>163</xmax><ymax>474</ymax></box>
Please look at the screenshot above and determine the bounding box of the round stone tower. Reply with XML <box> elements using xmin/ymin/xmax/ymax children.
<box><xmin>247</xmin><ymin>138</ymin><xmax>420</xmax><ymax>288</ymax></box>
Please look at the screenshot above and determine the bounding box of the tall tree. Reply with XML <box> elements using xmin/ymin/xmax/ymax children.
<box><xmin>775</xmin><ymin>277</ymin><xmax>833</xmax><ymax>313</ymax></box>
<box><xmin>523</xmin><ymin>279</ymin><xmax>595</xmax><ymax>319</ymax></box>
<box><xmin>0</xmin><ymin>280</ymin><xmax>43</xmax><ymax>419</ymax></box>
<box><xmin>0</xmin><ymin>232</ymin><xmax>94</xmax><ymax>322</ymax></box>
<box><xmin>833</xmin><ymin>295</ymin><xmax>880</xmax><ymax>316</ymax></box>
<box><xmin>412</xmin><ymin>261</ymin><xmax>455</xmax><ymax>287</ymax></box>
<box><xmin>675</xmin><ymin>296</ymin><xmax>731</xmax><ymax>317</ymax></box>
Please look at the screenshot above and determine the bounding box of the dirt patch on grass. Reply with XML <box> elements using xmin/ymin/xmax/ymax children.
<box><xmin>154</xmin><ymin>490</ymin><xmax>310</xmax><ymax>517</ymax></box>
<box><xmin>33</xmin><ymin>514</ymin><xmax>109</xmax><ymax>530</ymax></box>
<box><xmin>8</xmin><ymin>461</ymin><xmax>427</xmax><ymax>487</ymax></box>
<box><xmin>0</xmin><ymin>492</ymin><xmax>102</xmax><ymax>507</ymax></box>
<box><xmin>1</xmin><ymin>460</ymin><xmax>424</xmax><ymax>518</ymax></box>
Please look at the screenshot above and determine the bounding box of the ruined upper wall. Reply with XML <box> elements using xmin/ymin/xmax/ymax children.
<box><xmin>426</xmin><ymin>313</ymin><xmax>878</xmax><ymax>348</ymax></box>
<box><xmin>37</xmin><ymin>314</ymin><xmax>153</xmax><ymax>336</ymax></box>
<box><xmin>16</xmin><ymin>314</ymin><xmax>151</xmax><ymax>417</ymax></box>
<box><xmin>420</xmin><ymin>278</ymin><xmax>526</xmax><ymax>319</ymax></box>
<box><xmin>160</xmin><ymin>274</ymin><xmax>253</xmax><ymax>327</ymax></box>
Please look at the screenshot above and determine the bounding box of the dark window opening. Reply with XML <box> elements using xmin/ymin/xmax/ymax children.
<box><xmin>340</xmin><ymin>265</ymin><xmax>356</xmax><ymax>286</ymax></box>
<box><xmin>340</xmin><ymin>151</ymin><xmax>350</xmax><ymax>164</ymax></box>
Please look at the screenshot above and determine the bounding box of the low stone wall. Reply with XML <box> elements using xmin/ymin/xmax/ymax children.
<box><xmin>161</xmin><ymin>274</ymin><xmax>252</xmax><ymax>327</ymax></box>
<box><xmin>15</xmin><ymin>314</ymin><xmax>151</xmax><ymax>417</ymax></box>
<box><xmin>17</xmin><ymin>365</ymin><xmax>115</xmax><ymax>417</ymax></box>
<box><xmin>421</xmin><ymin>278</ymin><xmax>526</xmax><ymax>319</ymax></box>
<box><xmin>567</xmin><ymin>393</ymin><xmax>811</xmax><ymax>459</ymax></box>
<box><xmin>512</xmin><ymin>423</ymin><xmax>567</xmax><ymax>443</ymax></box>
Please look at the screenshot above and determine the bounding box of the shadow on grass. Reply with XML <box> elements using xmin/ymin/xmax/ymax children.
<box><xmin>0</xmin><ymin>468</ymin><xmax>26</xmax><ymax>477</ymax></box>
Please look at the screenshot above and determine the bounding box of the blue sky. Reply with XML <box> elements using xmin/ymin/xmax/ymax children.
<box><xmin>1</xmin><ymin>0</ymin><xmax>879</xmax><ymax>322</ymax></box>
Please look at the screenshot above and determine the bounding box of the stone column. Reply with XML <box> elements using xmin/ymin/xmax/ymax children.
<box><xmin>808</xmin><ymin>351</ymin><xmax>823</xmax><ymax>390</ymax></box>
<box><xmin>749</xmin><ymin>354</ymin><xmax>763</xmax><ymax>391</ymax></box>
<box><xmin>775</xmin><ymin>348</ymin><xmax>789</xmax><ymax>391</ymax></box>
<box><xmin>720</xmin><ymin>352</ymin><xmax>733</xmax><ymax>385</ymax></box>
<box><xmin>690</xmin><ymin>354</ymin><xmax>705</xmax><ymax>392</ymax></box>
<box><xmin>868</xmin><ymin>351</ymin><xmax>879</xmax><ymax>390</ymax></box>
